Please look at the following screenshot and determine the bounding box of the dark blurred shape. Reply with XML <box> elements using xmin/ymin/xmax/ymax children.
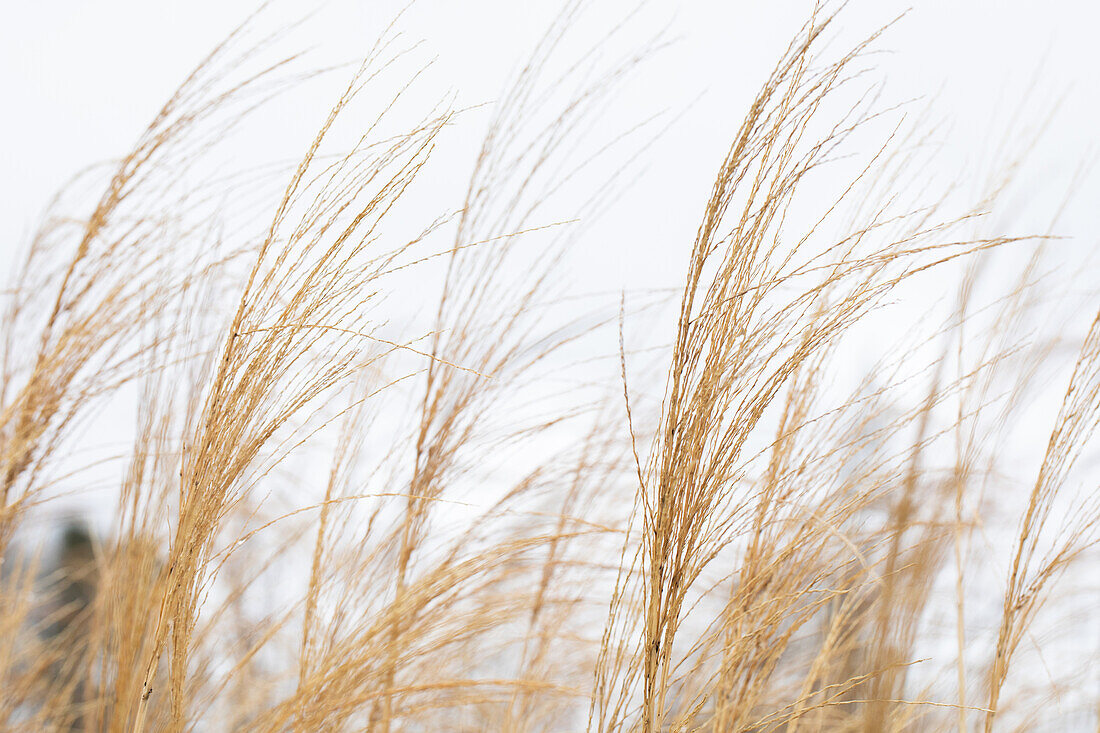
<box><xmin>42</xmin><ymin>520</ymin><xmax>99</xmax><ymax>731</ymax></box>
<box><xmin>46</xmin><ymin>521</ymin><xmax>98</xmax><ymax>641</ymax></box>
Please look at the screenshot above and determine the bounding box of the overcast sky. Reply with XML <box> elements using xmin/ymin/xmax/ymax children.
<box><xmin>3</xmin><ymin>1</ymin><xmax>1098</xmax><ymax>283</ymax></box>
<box><xmin>4</xmin><ymin>0</ymin><xmax>1098</xmax><ymax>501</ymax></box>
<box><xmin>2</xmin><ymin>1</ymin><xmax>1098</xmax><ymax>498</ymax></box>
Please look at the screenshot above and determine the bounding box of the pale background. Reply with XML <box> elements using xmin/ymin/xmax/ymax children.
<box><xmin>3</xmin><ymin>0</ymin><xmax>1099</xmax><ymax>292</ymax></box>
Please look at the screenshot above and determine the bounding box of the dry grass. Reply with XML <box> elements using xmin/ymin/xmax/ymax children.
<box><xmin>1</xmin><ymin>3</ymin><xmax>1098</xmax><ymax>732</ymax></box>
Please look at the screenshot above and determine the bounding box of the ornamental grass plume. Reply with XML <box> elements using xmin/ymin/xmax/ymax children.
<box><xmin>1</xmin><ymin>1</ymin><xmax>1097</xmax><ymax>732</ymax></box>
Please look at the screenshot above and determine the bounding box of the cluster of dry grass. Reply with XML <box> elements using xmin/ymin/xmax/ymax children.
<box><xmin>1</xmin><ymin>3</ymin><xmax>1097</xmax><ymax>731</ymax></box>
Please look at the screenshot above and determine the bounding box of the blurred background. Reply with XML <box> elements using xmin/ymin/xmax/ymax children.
<box><xmin>4</xmin><ymin>0</ymin><xmax>1099</xmax><ymax>585</ymax></box>
<box><xmin>3</xmin><ymin>0</ymin><xmax>1098</xmax><ymax>293</ymax></box>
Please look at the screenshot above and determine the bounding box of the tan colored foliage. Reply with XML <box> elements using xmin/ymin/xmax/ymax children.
<box><xmin>1</xmin><ymin>3</ymin><xmax>1097</xmax><ymax>731</ymax></box>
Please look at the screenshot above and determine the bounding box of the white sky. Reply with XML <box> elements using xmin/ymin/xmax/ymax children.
<box><xmin>3</xmin><ymin>1</ymin><xmax>1098</xmax><ymax>510</ymax></box>
<box><xmin>2</xmin><ymin>0</ymin><xmax>1098</xmax><ymax>526</ymax></box>
<box><xmin>3</xmin><ymin>0</ymin><xmax>1098</xmax><ymax>285</ymax></box>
